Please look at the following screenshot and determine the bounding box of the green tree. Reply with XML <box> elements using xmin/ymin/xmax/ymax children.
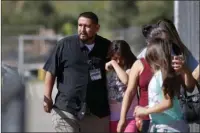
<box><xmin>2</xmin><ymin>1</ymin><xmax>173</xmax><ymax>37</ymax></box>
<box><xmin>106</xmin><ymin>1</ymin><xmax>138</xmax><ymax>29</ymax></box>
<box><xmin>134</xmin><ymin>1</ymin><xmax>174</xmax><ymax>26</ymax></box>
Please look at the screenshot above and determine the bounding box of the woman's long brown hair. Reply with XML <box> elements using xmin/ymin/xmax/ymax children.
<box><xmin>146</xmin><ymin>38</ymin><xmax>181</xmax><ymax>99</ymax></box>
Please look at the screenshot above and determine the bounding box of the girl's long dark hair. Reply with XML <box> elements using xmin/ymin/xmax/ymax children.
<box><xmin>149</xmin><ymin>26</ymin><xmax>184</xmax><ymax>56</ymax></box>
<box><xmin>157</xmin><ymin>19</ymin><xmax>185</xmax><ymax>53</ymax></box>
<box><xmin>145</xmin><ymin>38</ymin><xmax>181</xmax><ymax>99</ymax></box>
<box><xmin>142</xmin><ymin>19</ymin><xmax>186</xmax><ymax>58</ymax></box>
<box><xmin>107</xmin><ymin>40</ymin><xmax>137</xmax><ymax>69</ymax></box>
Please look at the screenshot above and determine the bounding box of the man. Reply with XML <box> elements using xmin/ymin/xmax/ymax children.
<box><xmin>43</xmin><ymin>12</ymin><xmax>111</xmax><ymax>132</ymax></box>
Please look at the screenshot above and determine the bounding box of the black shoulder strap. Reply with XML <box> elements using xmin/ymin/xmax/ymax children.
<box><xmin>136</xmin><ymin>87</ymin><xmax>140</xmax><ymax>104</ymax></box>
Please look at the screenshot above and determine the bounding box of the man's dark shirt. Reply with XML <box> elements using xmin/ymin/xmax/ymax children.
<box><xmin>43</xmin><ymin>34</ymin><xmax>111</xmax><ymax>118</ymax></box>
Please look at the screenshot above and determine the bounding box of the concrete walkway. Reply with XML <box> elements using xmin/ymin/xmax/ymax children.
<box><xmin>25</xmin><ymin>80</ymin><xmax>57</xmax><ymax>132</ymax></box>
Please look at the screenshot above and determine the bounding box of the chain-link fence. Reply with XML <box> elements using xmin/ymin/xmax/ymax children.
<box><xmin>17</xmin><ymin>35</ymin><xmax>63</xmax><ymax>74</ymax></box>
<box><xmin>2</xmin><ymin>35</ymin><xmax>64</xmax><ymax>76</ymax></box>
<box><xmin>2</xmin><ymin>36</ymin><xmax>19</xmax><ymax>66</ymax></box>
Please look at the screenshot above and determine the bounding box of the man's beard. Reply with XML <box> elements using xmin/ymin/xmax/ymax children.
<box><xmin>79</xmin><ymin>35</ymin><xmax>95</xmax><ymax>44</ymax></box>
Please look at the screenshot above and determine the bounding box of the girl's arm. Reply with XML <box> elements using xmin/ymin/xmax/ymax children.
<box><xmin>146</xmin><ymin>91</ymin><xmax>172</xmax><ymax>114</ymax></box>
<box><xmin>134</xmin><ymin>89</ymin><xmax>172</xmax><ymax>116</ymax></box>
<box><xmin>109</xmin><ymin>60</ymin><xmax>129</xmax><ymax>85</ymax></box>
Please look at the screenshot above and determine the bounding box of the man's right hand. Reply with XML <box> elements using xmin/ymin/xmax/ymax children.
<box><xmin>43</xmin><ymin>95</ymin><xmax>53</xmax><ymax>113</ymax></box>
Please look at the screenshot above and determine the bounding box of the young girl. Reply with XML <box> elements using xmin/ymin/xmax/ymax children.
<box><xmin>134</xmin><ymin>38</ymin><xmax>189</xmax><ymax>132</ymax></box>
<box><xmin>105</xmin><ymin>40</ymin><xmax>138</xmax><ymax>133</ymax></box>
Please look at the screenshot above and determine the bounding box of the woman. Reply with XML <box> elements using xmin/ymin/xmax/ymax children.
<box><xmin>134</xmin><ymin>38</ymin><xmax>189</xmax><ymax>132</ymax></box>
<box><xmin>117</xmin><ymin>38</ymin><xmax>153</xmax><ymax>132</ymax></box>
<box><xmin>157</xmin><ymin>19</ymin><xmax>198</xmax><ymax>71</ymax></box>
<box><xmin>106</xmin><ymin>40</ymin><xmax>138</xmax><ymax>133</ymax></box>
<box><xmin>144</xmin><ymin>19</ymin><xmax>197</xmax><ymax>91</ymax></box>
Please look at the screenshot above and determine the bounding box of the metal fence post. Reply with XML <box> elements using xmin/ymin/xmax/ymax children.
<box><xmin>174</xmin><ymin>1</ymin><xmax>179</xmax><ymax>31</ymax></box>
<box><xmin>18</xmin><ymin>36</ymin><xmax>24</xmax><ymax>76</ymax></box>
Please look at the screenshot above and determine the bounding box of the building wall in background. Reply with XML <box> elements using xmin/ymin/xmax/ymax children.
<box><xmin>174</xmin><ymin>1</ymin><xmax>199</xmax><ymax>62</ymax></box>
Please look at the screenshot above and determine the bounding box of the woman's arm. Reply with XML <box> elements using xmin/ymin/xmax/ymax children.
<box><xmin>146</xmin><ymin>92</ymin><xmax>172</xmax><ymax>114</ymax></box>
<box><xmin>192</xmin><ymin>64</ymin><xmax>199</xmax><ymax>81</ymax></box>
<box><xmin>119</xmin><ymin>60</ymin><xmax>141</xmax><ymax>121</ymax></box>
<box><xmin>117</xmin><ymin>60</ymin><xmax>141</xmax><ymax>132</ymax></box>
<box><xmin>181</xmin><ymin>66</ymin><xmax>196</xmax><ymax>92</ymax></box>
<box><xmin>105</xmin><ymin>60</ymin><xmax>129</xmax><ymax>85</ymax></box>
<box><xmin>172</xmin><ymin>56</ymin><xmax>196</xmax><ymax>92</ymax></box>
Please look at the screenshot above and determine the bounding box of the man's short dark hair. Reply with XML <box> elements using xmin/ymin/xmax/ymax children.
<box><xmin>78</xmin><ymin>12</ymin><xmax>99</xmax><ymax>24</ymax></box>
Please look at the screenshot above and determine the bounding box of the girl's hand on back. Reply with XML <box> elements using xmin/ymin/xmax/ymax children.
<box><xmin>134</xmin><ymin>106</ymin><xmax>148</xmax><ymax>117</ymax></box>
